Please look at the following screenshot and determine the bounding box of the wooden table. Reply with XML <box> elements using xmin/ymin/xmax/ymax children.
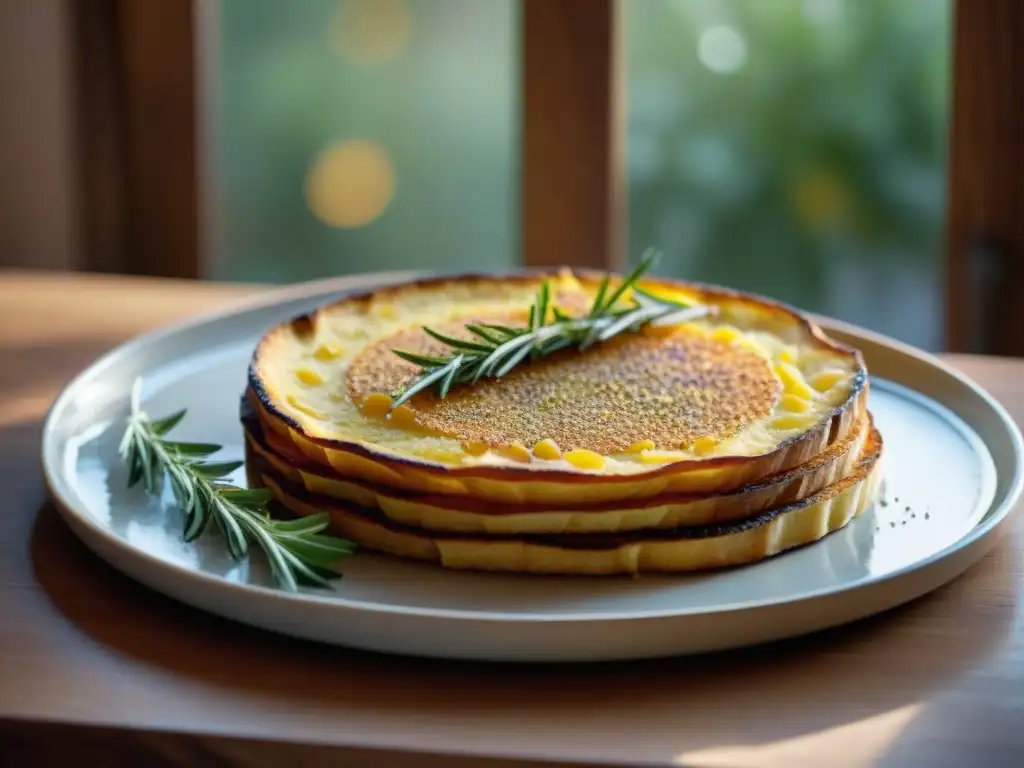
<box><xmin>2</xmin><ymin>269</ymin><xmax>1022</xmax><ymax>768</ymax></box>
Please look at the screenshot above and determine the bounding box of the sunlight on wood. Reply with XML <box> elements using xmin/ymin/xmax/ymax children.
<box><xmin>673</xmin><ymin>703</ymin><xmax>923</xmax><ymax>767</ymax></box>
<box><xmin>0</xmin><ymin>395</ymin><xmax>56</xmax><ymax>427</ymax></box>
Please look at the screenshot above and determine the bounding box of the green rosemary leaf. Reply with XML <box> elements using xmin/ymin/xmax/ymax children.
<box><xmin>493</xmin><ymin>339</ymin><xmax>535</xmax><ymax>379</ymax></box>
<box><xmin>632</xmin><ymin>285</ymin><xmax>691</xmax><ymax>310</ymax></box>
<box><xmin>126</xmin><ymin>442</ymin><xmax>144</xmax><ymax>488</ymax></box>
<box><xmin>552</xmin><ymin>306</ymin><xmax>572</xmax><ymax>322</ymax></box>
<box><xmin>391</xmin><ymin>363</ymin><xmax>453</xmax><ymax>410</ymax></box>
<box><xmin>303</xmin><ymin>531</ymin><xmax>359</xmax><ymax>553</ymax></box>
<box><xmin>270</xmin><ymin>513</ymin><xmax>332</xmax><ymax>534</ymax></box>
<box><xmin>256</xmin><ymin>524</ymin><xmax>298</xmax><ymax>592</ymax></box>
<box><xmin>219</xmin><ymin>487</ymin><xmax>273</xmax><ymax>507</ymax></box>
<box><xmin>392</xmin><ymin>349</ymin><xmax>452</xmax><ymax>368</ymax></box>
<box><xmin>648</xmin><ymin>304</ymin><xmax>709</xmax><ymax>328</ymax></box>
<box><xmin>193</xmin><ymin>460</ymin><xmax>245</xmax><ymax>479</ymax></box>
<box><xmin>136</xmin><ymin>435</ymin><xmax>158</xmax><ymax>494</ymax></box>
<box><xmin>536</xmin><ymin>280</ymin><xmax>550</xmax><ymax>328</ymax></box>
<box><xmin>601</xmin><ymin>248</ymin><xmax>659</xmax><ymax>314</ymax></box>
<box><xmin>537</xmin><ymin>335</ymin><xmax>574</xmax><ymax>356</ymax></box>
<box><xmin>479</xmin><ymin>323</ymin><xmax>524</xmax><ymax>338</ymax></box>
<box><xmin>167</xmin><ymin>462</ymin><xmax>195</xmax><ymax>512</ymax></box>
<box><xmin>165</xmin><ymin>441</ymin><xmax>222</xmax><ymax>457</ymax></box>
<box><xmin>182</xmin><ymin>507</ymin><xmax>204</xmax><ymax>543</ymax></box>
<box><xmin>596</xmin><ymin>306</ymin><xmax>654</xmax><ymax>344</ymax></box>
<box><xmin>213</xmin><ymin>497</ymin><xmax>249</xmax><ymax>560</ymax></box>
<box><xmin>464</xmin><ymin>324</ymin><xmax>505</xmax><ymax>345</ymax></box>
<box><xmin>276</xmin><ymin>535</ymin><xmax>355</xmax><ymax>570</ymax></box>
<box><xmin>150</xmin><ymin>409</ymin><xmax>187</xmax><ymax>436</ymax></box>
<box><xmin>589</xmin><ymin>275</ymin><xmax>609</xmax><ymax>317</ymax></box>
<box><xmin>469</xmin><ymin>356</ymin><xmax>491</xmax><ymax>383</ymax></box>
<box><xmin>117</xmin><ymin>421</ymin><xmax>136</xmax><ymax>463</ymax></box>
<box><xmin>478</xmin><ymin>333</ymin><xmax>534</xmax><ymax>378</ymax></box>
<box><xmin>579</xmin><ymin>315</ymin><xmax>615</xmax><ymax>350</ymax></box>
<box><xmin>183</xmin><ymin>482</ymin><xmax>211</xmax><ymax>542</ymax></box>
<box><xmin>437</xmin><ymin>356</ymin><xmax>462</xmax><ymax>399</ymax></box>
<box><xmin>274</xmin><ymin>547</ymin><xmax>335</xmax><ymax>589</ymax></box>
<box><xmin>422</xmin><ymin>326</ymin><xmax>493</xmax><ymax>352</ymax></box>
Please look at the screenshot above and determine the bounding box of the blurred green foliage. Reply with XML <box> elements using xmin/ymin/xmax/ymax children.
<box><xmin>627</xmin><ymin>0</ymin><xmax>950</xmax><ymax>347</ymax></box>
<box><xmin>216</xmin><ymin>0</ymin><xmax>517</xmax><ymax>284</ymax></box>
<box><xmin>216</xmin><ymin>0</ymin><xmax>949</xmax><ymax>347</ymax></box>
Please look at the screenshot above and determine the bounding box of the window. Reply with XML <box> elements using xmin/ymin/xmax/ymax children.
<box><xmin>77</xmin><ymin>1</ymin><xmax>1022</xmax><ymax>353</ymax></box>
<box><xmin>213</xmin><ymin>0</ymin><xmax>518</xmax><ymax>283</ymax></box>
<box><xmin>626</xmin><ymin>0</ymin><xmax>950</xmax><ymax>350</ymax></box>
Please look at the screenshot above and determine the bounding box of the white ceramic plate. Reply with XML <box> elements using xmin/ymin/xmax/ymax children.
<box><xmin>42</xmin><ymin>275</ymin><xmax>1024</xmax><ymax>662</ymax></box>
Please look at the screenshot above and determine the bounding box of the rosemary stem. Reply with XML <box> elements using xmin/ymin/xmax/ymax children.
<box><xmin>119</xmin><ymin>392</ymin><xmax>357</xmax><ymax>592</ymax></box>
<box><xmin>389</xmin><ymin>250</ymin><xmax>711</xmax><ymax>407</ymax></box>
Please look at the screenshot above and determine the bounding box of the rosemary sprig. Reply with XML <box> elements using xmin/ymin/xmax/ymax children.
<box><xmin>118</xmin><ymin>381</ymin><xmax>356</xmax><ymax>592</ymax></box>
<box><xmin>390</xmin><ymin>248</ymin><xmax>712</xmax><ymax>410</ymax></box>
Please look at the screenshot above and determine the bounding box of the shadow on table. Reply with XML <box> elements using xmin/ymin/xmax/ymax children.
<box><xmin>30</xmin><ymin>500</ymin><xmax>1020</xmax><ymax>766</ymax></box>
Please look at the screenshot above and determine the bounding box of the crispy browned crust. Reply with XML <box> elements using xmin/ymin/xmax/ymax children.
<box><xmin>242</xmin><ymin>400</ymin><xmax>873</xmax><ymax>530</ymax></box>
<box><xmin>252</xmin><ymin>428</ymin><xmax>881</xmax><ymax>546</ymax></box>
<box><xmin>248</xmin><ymin>271</ymin><xmax>868</xmax><ymax>493</ymax></box>
<box><xmin>246</xmin><ymin>428</ymin><xmax>883</xmax><ymax>574</ymax></box>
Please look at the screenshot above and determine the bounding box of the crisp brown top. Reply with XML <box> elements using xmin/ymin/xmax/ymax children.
<box><xmin>346</xmin><ymin>322</ymin><xmax>781</xmax><ymax>453</ymax></box>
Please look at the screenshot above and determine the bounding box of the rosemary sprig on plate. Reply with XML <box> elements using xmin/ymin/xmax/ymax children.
<box><xmin>390</xmin><ymin>249</ymin><xmax>712</xmax><ymax>410</ymax></box>
<box><xmin>118</xmin><ymin>381</ymin><xmax>356</xmax><ymax>592</ymax></box>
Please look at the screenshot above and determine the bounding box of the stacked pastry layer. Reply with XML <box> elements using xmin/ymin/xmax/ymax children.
<box><xmin>243</xmin><ymin>271</ymin><xmax>882</xmax><ymax>575</ymax></box>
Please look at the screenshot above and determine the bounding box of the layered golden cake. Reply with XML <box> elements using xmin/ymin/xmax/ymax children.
<box><xmin>243</xmin><ymin>268</ymin><xmax>881</xmax><ymax>575</ymax></box>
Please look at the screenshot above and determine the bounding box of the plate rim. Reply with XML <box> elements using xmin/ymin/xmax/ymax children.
<box><xmin>40</xmin><ymin>272</ymin><xmax>1024</xmax><ymax>625</ymax></box>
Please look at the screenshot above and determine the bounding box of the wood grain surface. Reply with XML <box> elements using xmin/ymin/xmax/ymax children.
<box><xmin>1</xmin><ymin>269</ymin><xmax>1022</xmax><ymax>768</ymax></box>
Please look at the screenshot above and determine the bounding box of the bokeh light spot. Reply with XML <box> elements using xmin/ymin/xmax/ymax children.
<box><xmin>333</xmin><ymin>0</ymin><xmax>411</xmax><ymax>65</ymax></box>
<box><xmin>697</xmin><ymin>26</ymin><xmax>747</xmax><ymax>74</ymax></box>
<box><xmin>306</xmin><ymin>140</ymin><xmax>395</xmax><ymax>228</ymax></box>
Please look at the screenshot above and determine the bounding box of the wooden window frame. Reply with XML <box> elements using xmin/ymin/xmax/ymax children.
<box><xmin>72</xmin><ymin>0</ymin><xmax>200</xmax><ymax>279</ymax></box>
<box><xmin>945</xmin><ymin>2</ymin><xmax>1024</xmax><ymax>355</ymax></box>
<box><xmin>71</xmin><ymin>0</ymin><xmax>1021</xmax><ymax>354</ymax></box>
<box><xmin>521</xmin><ymin>0</ymin><xmax>626</xmax><ymax>272</ymax></box>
